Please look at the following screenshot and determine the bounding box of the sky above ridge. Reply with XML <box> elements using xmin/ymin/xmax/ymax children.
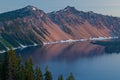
<box><xmin>0</xmin><ymin>0</ymin><xmax>120</xmax><ymax>17</ymax></box>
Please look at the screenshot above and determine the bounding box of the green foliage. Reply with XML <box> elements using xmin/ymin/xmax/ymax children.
<box><xmin>0</xmin><ymin>42</ymin><xmax>7</xmax><ymax>51</ymax></box>
<box><xmin>0</xmin><ymin>23</ymin><xmax>43</xmax><ymax>50</ymax></box>
<box><xmin>0</xmin><ymin>7</ymin><xmax>32</xmax><ymax>21</ymax></box>
<box><xmin>0</xmin><ymin>48</ymin><xmax>75</xmax><ymax>80</ymax></box>
<box><xmin>66</xmin><ymin>73</ymin><xmax>75</xmax><ymax>80</ymax></box>
<box><xmin>0</xmin><ymin>54</ymin><xmax>2</xmax><ymax>80</ymax></box>
<box><xmin>2</xmin><ymin>50</ymin><xmax>9</xmax><ymax>80</ymax></box>
<box><xmin>25</xmin><ymin>57</ymin><xmax>34</xmax><ymax>80</ymax></box>
<box><xmin>0</xmin><ymin>36</ymin><xmax>11</xmax><ymax>50</ymax></box>
<box><xmin>35</xmin><ymin>66</ymin><xmax>43</xmax><ymax>80</ymax></box>
<box><xmin>1</xmin><ymin>33</ymin><xmax>20</xmax><ymax>47</ymax></box>
<box><xmin>33</xmin><ymin>27</ymin><xmax>46</xmax><ymax>39</ymax></box>
<box><xmin>44</xmin><ymin>66</ymin><xmax>53</xmax><ymax>80</ymax></box>
<box><xmin>58</xmin><ymin>75</ymin><xmax>64</xmax><ymax>80</ymax></box>
<box><xmin>2</xmin><ymin>47</ymin><xmax>17</xmax><ymax>80</ymax></box>
<box><xmin>15</xmin><ymin>55</ymin><xmax>25</xmax><ymax>80</ymax></box>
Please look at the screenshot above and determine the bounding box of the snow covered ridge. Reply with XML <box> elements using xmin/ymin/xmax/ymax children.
<box><xmin>43</xmin><ymin>36</ymin><xmax>118</xmax><ymax>45</ymax></box>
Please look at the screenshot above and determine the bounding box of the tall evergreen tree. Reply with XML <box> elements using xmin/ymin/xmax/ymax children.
<box><xmin>2</xmin><ymin>47</ymin><xmax>17</xmax><ymax>80</ymax></box>
<box><xmin>25</xmin><ymin>57</ymin><xmax>34</xmax><ymax>80</ymax></box>
<box><xmin>16</xmin><ymin>55</ymin><xmax>25</xmax><ymax>80</ymax></box>
<box><xmin>0</xmin><ymin>48</ymin><xmax>76</xmax><ymax>80</ymax></box>
<box><xmin>18</xmin><ymin>65</ymin><xmax>26</xmax><ymax>80</ymax></box>
<box><xmin>35</xmin><ymin>66</ymin><xmax>43</xmax><ymax>80</ymax></box>
<box><xmin>8</xmin><ymin>47</ymin><xmax>18</xmax><ymax>80</ymax></box>
<box><xmin>2</xmin><ymin>49</ymin><xmax>9</xmax><ymax>80</ymax></box>
<box><xmin>58</xmin><ymin>74</ymin><xmax>64</xmax><ymax>80</ymax></box>
<box><xmin>0</xmin><ymin>54</ymin><xmax>3</xmax><ymax>80</ymax></box>
<box><xmin>44</xmin><ymin>66</ymin><xmax>52</xmax><ymax>80</ymax></box>
<box><xmin>66</xmin><ymin>73</ymin><xmax>75</xmax><ymax>80</ymax></box>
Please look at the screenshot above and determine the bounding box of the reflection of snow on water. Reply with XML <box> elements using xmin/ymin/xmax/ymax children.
<box><xmin>43</xmin><ymin>36</ymin><xmax>118</xmax><ymax>45</ymax></box>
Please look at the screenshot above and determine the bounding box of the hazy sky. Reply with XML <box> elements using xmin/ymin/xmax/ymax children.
<box><xmin>0</xmin><ymin>0</ymin><xmax>120</xmax><ymax>17</ymax></box>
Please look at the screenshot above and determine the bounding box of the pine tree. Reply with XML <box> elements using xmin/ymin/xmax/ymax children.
<box><xmin>58</xmin><ymin>74</ymin><xmax>64</xmax><ymax>80</ymax></box>
<box><xmin>16</xmin><ymin>55</ymin><xmax>25</xmax><ymax>80</ymax></box>
<box><xmin>2</xmin><ymin>50</ymin><xmax>9</xmax><ymax>80</ymax></box>
<box><xmin>25</xmin><ymin>57</ymin><xmax>34</xmax><ymax>80</ymax></box>
<box><xmin>2</xmin><ymin>47</ymin><xmax>17</xmax><ymax>80</ymax></box>
<box><xmin>44</xmin><ymin>66</ymin><xmax>52</xmax><ymax>80</ymax></box>
<box><xmin>0</xmin><ymin>48</ymin><xmax>76</xmax><ymax>80</ymax></box>
<box><xmin>8</xmin><ymin>47</ymin><xmax>18</xmax><ymax>80</ymax></box>
<box><xmin>0</xmin><ymin>54</ymin><xmax>3</xmax><ymax>80</ymax></box>
<box><xmin>66</xmin><ymin>73</ymin><xmax>75</xmax><ymax>80</ymax></box>
<box><xmin>35</xmin><ymin>66</ymin><xmax>43</xmax><ymax>80</ymax></box>
<box><xmin>16</xmin><ymin>55</ymin><xmax>22</xmax><ymax>79</ymax></box>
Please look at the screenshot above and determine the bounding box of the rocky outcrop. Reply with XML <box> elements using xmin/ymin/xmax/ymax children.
<box><xmin>0</xmin><ymin>5</ymin><xmax>120</xmax><ymax>50</ymax></box>
<box><xmin>0</xmin><ymin>5</ymin><xmax>70</xmax><ymax>50</ymax></box>
<box><xmin>48</xmin><ymin>6</ymin><xmax>120</xmax><ymax>38</ymax></box>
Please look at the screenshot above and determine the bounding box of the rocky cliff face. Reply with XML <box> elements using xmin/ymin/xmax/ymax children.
<box><xmin>0</xmin><ymin>5</ymin><xmax>70</xmax><ymax>50</ymax></box>
<box><xmin>48</xmin><ymin>6</ymin><xmax>120</xmax><ymax>38</ymax></box>
<box><xmin>0</xmin><ymin>5</ymin><xmax>120</xmax><ymax>50</ymax></box>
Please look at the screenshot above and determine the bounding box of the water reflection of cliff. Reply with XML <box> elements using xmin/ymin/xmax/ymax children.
<box><xmin>18</xmin><ymin>42</ymin><xmax>105</xmax><ymax>64</ymax></box>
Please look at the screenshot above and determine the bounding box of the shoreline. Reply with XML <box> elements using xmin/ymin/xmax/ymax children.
<box><xmin>0</xmin><ymin>36</ymin><xmax>118</xmax><ymax>53</ymax></box>
<box><xmin>43</xmin><ymin>36</ymin><xmax>118</xmax><ymax>45</ymax></box>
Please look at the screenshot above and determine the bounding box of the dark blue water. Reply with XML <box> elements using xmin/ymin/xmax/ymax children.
<box><xmin>17</xmin><ymin>42</ymin><xmax>120</xmax><ymax>80</ymax></box>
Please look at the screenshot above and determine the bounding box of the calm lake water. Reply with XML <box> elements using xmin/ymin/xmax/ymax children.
<box><xmin>17</xmin><ymin>42</ymin><xmax>120</xmax><ymax>80</ymax></box>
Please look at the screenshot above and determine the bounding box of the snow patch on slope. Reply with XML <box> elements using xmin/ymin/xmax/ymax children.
<box><xmin>32</xmin><ymin>7</ymin><xmax>36</xmax><ymax>11</ymax></box>
<box><xmin>0</xmin><ymin>43</ymin><xmax>39</xmax><ymax>53</ymax></box>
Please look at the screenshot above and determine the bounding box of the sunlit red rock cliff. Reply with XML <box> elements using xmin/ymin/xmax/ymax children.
<box><xmin>0</xmin><ymin>5</ymin><xmax>120</xmax><ymax>50</ymax></box>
